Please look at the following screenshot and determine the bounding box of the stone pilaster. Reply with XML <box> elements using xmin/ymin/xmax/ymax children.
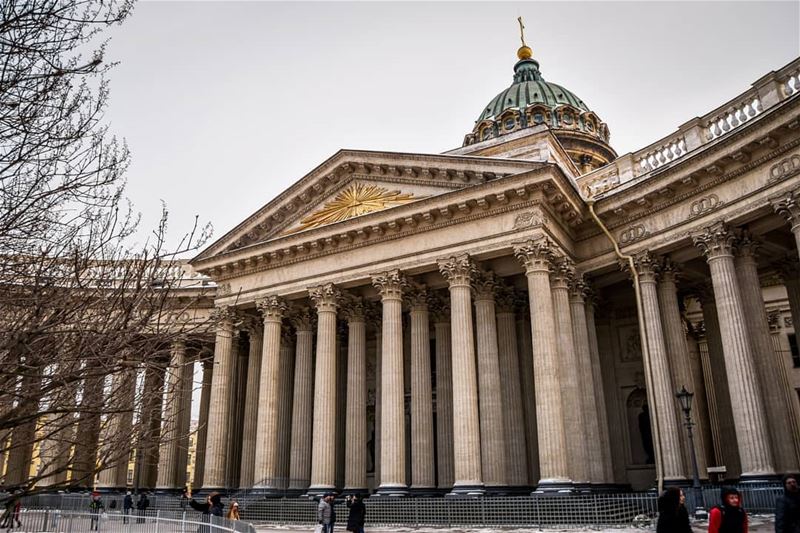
<box><xmin>735</xmin><ymin>234</ymin><xmax>798</xmax><ymax>471</ymax></box>
<box><xmin>289</xmin><ymin>309</ymin><xmax>315</xmax><ymax>491</ymax></box>
<box><xmin>431</xmin><ymin>298</ymin><xmax>454</xmax><ymax>490</ymax></box>
<box><xmin>495</xmin><ymin>285</ymin><xmax>528</xmax><ymax>487</ymax></box>
<box><xmin>203</xmin><ymin>306</ymin><xmax>237</xmax><ymax>489</ymax></box>
<box><xmin>629</xmin><ymin>251</ymin><xmax>685</xmax><ymax>481</ymax></box>
<box><xmin>584</xmin><ymin>293</ymin><xmax>614</xmax><ymax>483</ymax></box>
<box><xmin>568</xmin><ymin>277</ymin><xmax>606</xmax><ymax>484</ymax></box>
<box><xmin>549</xmin><ymin>259</ymin><xmax>590</xmax><ymax>484</ymax></box>
<box><xmin>371</xmin><ymin>270</ymin><xmax>408</xmax><ymax>495</ymax></box>
<box><xmin>309</xmin><ymin>284</ymin><xmax>341</xmax><ymax>493</ymax></box>
<box><xmin>252</xmin><ymin>296</ymin><xmax>287</xmax><ymax>490</ymax></box>
<box><xmin>156</xmin><ymin>339</ymin><xmax>187</xmax><ymax>489</ymax></box>
<box><xmin>657</xmin><ymin>260</ymin><xmax>709</xmax><ymax>479</ymax></box>
<box><xmin>343</xmin><ymin>297</ymin><xmax>368</xmax><ymax>492</ymax></box>
<box><xmin>472</xmin><ymin>270</ymin><xmax>508</xmax><ymax>489</ymax></box>
<box><xmin>438</xmin><ymin>255</ymin><xmax>483</xmax><ymax>494</ymax></box>
<box><xmin>513</xmin><ymin>238</ymin><xmax>569</xmax><ymax>488</ymax></box>
<box><xmin>276</xmin><ymin>329</ymin><xmax>295</xmax><ymax>490</ymax></box>
<box><xmin>405</xmin><ymin>286</ymin><xmax>435</xmax><ymax>491</ymax></box>
<box><xmin>193</xmin><ymin>356</ymin><xmax>213</xmax><ymax>488</ymax></box>
<box><xmin>239</xmin><ymin>318</ymin><xmax>263</xmax><ymax>488</ymax></box>
<box><xmin>693</xmin><ymin>223</ymin><xmax>775</xmax><ymax>477</ymax></box>
<box><xmin>514</xmin><ymin>295</ymin><xmax>540</xmax><ymax>485</ymax></box>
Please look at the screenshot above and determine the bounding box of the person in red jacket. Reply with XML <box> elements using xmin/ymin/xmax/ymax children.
<box><xmin>709</xmin><ymin>487</ymin><xmax>748</xmax><ymax>533</ymax></box>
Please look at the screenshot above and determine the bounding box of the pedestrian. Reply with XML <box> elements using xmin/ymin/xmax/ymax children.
<box><xmin>123</xmin><ymin>491</ymin><xmax>133</xmax><ymax>524</ymax></box>
<box><xmin>225</xmin><ymin>501</ymin><xmax>240</xmax><ymax>521</ymax></box>
<box><xmin>317</xmin><ymin>493</ymin><xmax>336</xmax><ymax>533</ymax></box>
<box><xmin>0</xmin><ymin>491</ymin><xmax>21</xmax><ymax>530</ymax></box>
<box><xmin>657</xmin><ymin>486</ymin><xmax>691</xmax><ymax>533</ymax></box>
<box><xmin>180</xmin><ymin>487</ymin><xmax>190</xmax><ymax>511</ymax></box>
<box><xmin>776</xmin><ymin>473</ymin><xmax>800</xmax><ymax>533</ymax></box>
<box><xmin>189</xmin><ymin>492</ymin><xmax>224</xmax><ymax>533</ymax></box>
<box><xmin>709</xmin><ymin>487</ymin><xmax>748</xmax><ymax>533</ymax></box>
<box><xmin>136</xmin><ymin>492</ymin><xmax>150</xmax><ymax>524</ymax></box>
<box><xmin>89</xmin><ymin>491</ymin><xmax>104</xmax><ymax>531</ymax></box>
<box><xmin>346</xmin><ymin>494</ymin><xmax>366</xmax><ymax>533</ymax></box>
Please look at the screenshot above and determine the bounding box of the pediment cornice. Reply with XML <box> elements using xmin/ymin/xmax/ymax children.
<box><xmin>193</xmin><ymin>163</ymin><xmax>586</xmax><ymax>282</ymax></box>
<box><xmin>192</xmin><ymin>149</ymin><xmax>540</xmax><ymax>262</ymax></box>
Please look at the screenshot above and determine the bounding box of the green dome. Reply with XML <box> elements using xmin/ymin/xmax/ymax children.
<box><xmin>477</xmin><ymin>58</ymin><xmax>589</xmax><ymax>122</ymax></box>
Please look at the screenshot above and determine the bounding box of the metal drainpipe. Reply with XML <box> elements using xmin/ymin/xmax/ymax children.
<box><xmin>586</xmin><ymin>198</ymin><xmax>665</xmax><ymax>494</ymax></box>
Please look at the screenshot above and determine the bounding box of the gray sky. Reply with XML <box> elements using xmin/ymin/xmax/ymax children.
<box><xmin>104</xmin><ymin>1</ymin><xmax>800</xmax><ymax>255</ymax></box>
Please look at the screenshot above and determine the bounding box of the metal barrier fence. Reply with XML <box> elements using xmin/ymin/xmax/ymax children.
<box><xmin>2</xmin><ymin>510</ymin><xmax>255</xmax><ymax>533</ymax></box>
<box><xmin>19</xmin><ymin>483</ymin><xmax>784</xmax><ymax>529</ymax></box>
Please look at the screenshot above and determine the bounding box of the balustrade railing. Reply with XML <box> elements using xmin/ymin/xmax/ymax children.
<box><xmin>578</xmin><ymin>56</ymin><xmax>800</xmax><ymax>198</ymax></box>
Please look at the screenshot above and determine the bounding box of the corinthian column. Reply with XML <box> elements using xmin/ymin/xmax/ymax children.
<box><xmin>343</xmin><ymin>297</ymin><xmax>368</xmax><ymax>493</ymax></box>
<box><xmin>309</xmin><ymin>284</ymin><xmax>341</xmax><ymax>494</ymax></box>
<box><xmin>405</xmin><ymin>286</ymin><xmax>435</xmax><ymax>492</ymax></box>
<box><xmin>289</xmin><ymin>309</ymin><xmax>315</xmax><ymax>491</ymax></box>
<box><xmin>735</xmin><ymin>233</ymin><xmax>799</xmax><ymax>472</ymax></box>
<box><xmin>252</xmin><ymin>296</ymin><xmax>287</xmax><ymax>491</ymax></box>
<box><xmin>438</xmin><ymin>255</ymin><xmax>483</xmax><ymax>494</ymax></box>
<box><xmin>585</xmin><ymin>293</ymin><xmax>614</xmax><ymax>483</ymax></box>
<box><xmin>194</xmin><ymin>356</ymin><xmax>213</xmax><ymax>488</ymax></box>
<box><xmin>515</xmin><ymin>295</ymin><xmax>540</xmax><ymax>485</ymax></box>
<box><xmin>156</xmin><ymin>340</ymin><xmax>187</xmax><ymax>489</ymax></box>
<box><xmin>431</xmin><ymin>298</ymin><xmax>454</xmax><ymax>490</ymax></box>
<box><xmin>513</xmin><ymin>238</ymin><xmax>569</xmax><ymax>489</ymax></box>
<box><xmin>657</xmin><ymin>260</ymin><xmax>709</xmax><ymax>479</ymax></box>
<box><xmin>548</xmin><ymin>260</ymin><xmax>590</xmax><ymax>484</ymax></box>
<box><xmin>276</xmin><ymin>329</ymin><xmax>295</xmax><ymax>489</ymax></box>
<box><xmin>472</xmin><ymin>271</ymin><xmax>508</xmax><ymax>490</ymax></box>
<box><xmin>203</xmin><ymin>306</ymin><xmax>237</xmax><ymax>489</ymax></box>
<box><xmin>693</xmin><ymin>222</ymin><xmax>775</xmax><ymax>477</ymax></box>
<box><xmin>371</xmin><ymin>270</ymin><xmax>408</xmax><ymax>496</ymax></box>
<box><xmin>239</xmin><ymin>318</ymin><xmax>263</xmax><ymax>488</ymax></box>
<box><xmin>495</xmin><ymin>285</ymin><xmax>528</xmax><ymax>488</ymax></box>
<box><xmin>568</xmin><ymin>277</ymin><xmax>606</xmax><ymax>485</ymax></box>
<box><xmin>629</xmin><ymin>252</ymin><xmax>685</xmax><ymax>481</ymax></box>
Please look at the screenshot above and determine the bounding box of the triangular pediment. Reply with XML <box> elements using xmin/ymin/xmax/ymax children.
<box><xmin>192</xmin><ymin>149</ymin><xmax>539</xmax><ymax>262</ymax></box>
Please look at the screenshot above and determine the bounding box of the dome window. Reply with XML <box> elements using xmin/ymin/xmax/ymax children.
<box><xmin>586</xmin><ymin>121</ymin><xmax>595</xmax><ymax>132</ymax></box>
<box><xmin>533</xmin><ymin>112</ymin><xmax>544</xmax><ymax>124</ymax></box>
<box><xmin>563</xmin><ymin>112</ymin><xmax>573</xmax><ymax>125</ymax></box>
<box><xmin>481</xmin><ymin>128</ymin><xmax>492</xmax><ymax>140</ymax></box>
<box><xmin>504</xmin><ymin>118</ymin><xmax>516</xmax><ymax>130</ymax></box>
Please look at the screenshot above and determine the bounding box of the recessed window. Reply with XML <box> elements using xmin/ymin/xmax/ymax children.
<box><xmin>563</xmin><ymin>113</ymin><xmax>573</xmax><ymax>125</ymax></box>
<box><xmin>533</xmin><ymin>112</ymin><xmax>544</xmax><ymax>124</ymax></box>
<box><xmin>504</xmin><ymin>118</ymin><xmax>515</xmax><ymax>130</ymax></box>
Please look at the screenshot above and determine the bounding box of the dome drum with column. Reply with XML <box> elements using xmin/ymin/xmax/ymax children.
<box><xmin>463</xmin><ymin>50</ymin><xmax>616</xmax><ymax>173</ymax></box>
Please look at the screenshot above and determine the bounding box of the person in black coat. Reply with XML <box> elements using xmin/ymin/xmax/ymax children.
<box><xmin>657</xmin><ymin>486</ymin><xmax>692</xmax><ymax>533</ymax></box>
<box><xmin>776</xmin><ymin>473</ymin><xmax>800</xmax><ymax>533</ymax></box>
<box><xmin>346</xmin><ymin>494</ymin><xmax>366</xmax><ymax>533</ymax></box>
<box><xmin>189</xmin><ymin>493</ymin><xmax>224</xmax><ymax>533</ymax></box>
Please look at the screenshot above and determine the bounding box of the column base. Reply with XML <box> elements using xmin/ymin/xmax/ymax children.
<box><xmin>532</xmin><ymin>480</ymin><xmax>574</xmax><ymax>494</ymax></box>
<box><xmin>374</xmin><ymin>484</ymin><xmax>408</xmax><ymax>497</ymax></box>
<box><xmin>305</xmin><ymin>486</ymin><xmax>337</xmax><ymax>498</ymax></box>
<box><xmin>482</xmin><ymin>485</ymin><xmax>517</xmax><ymax>496</ymax></box>
<box><xmin>408</xmin><ymin>486</ymin><xmax>439</xmax><ymax>497</ymax></box>
<box><xmin>446</xmin><ymin>484</ymin><xmax>485</xmax><ymax>497</ymax></box>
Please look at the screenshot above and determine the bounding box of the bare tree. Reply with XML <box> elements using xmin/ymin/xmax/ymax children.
<box><xmin>0</xmin><ymin>0</ymin><xmax>214</xmax><ymax>497</ymax></box>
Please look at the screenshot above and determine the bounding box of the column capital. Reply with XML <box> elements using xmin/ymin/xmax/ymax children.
<box><xmin>210</xmin><ymin>305</ymin><xmax>237</xmax><ymax>332</ymax></box>
<box><xmin>550</xmin><ymin>258</ymin><xmax>575</xmax><ymax>290</ymax></box>
<box><xmin>404</xmin><ymin>283</ymin><xmax>431</xmax><ymax>312</ymax></box>
<box><xmin>365</xmin><ymin>301</ymin><xmax>383</xmax><ymax>331</ymax></box>
<box><xmin>766</xmin><ymin>310</ymin><xmax>783</xmax><ymax>332</ymax></box>
<box><xmin>658</xmin><ymin>257</ymin><xmax>681</xmax><ymax>285</ymax></box>
<box><xmin>693</xmin><ymin>221</ymin><xmax>737</xmax><ymax>260</ymax></box>
<box><xmin>371</xmin><ymin>269</ymin><xmax>407</xmax><ymax>300</ymax></box>
<box><xmin>735</xmin><ymin>229</ymin><xmax>760</xmax><ymax>261</ymax></box>
<box><xmin>239</xmin><ymin>315</ymin><xmax>263</xmax><ymax>337</ymax></box>
<box><xmin>341</xmin><ymin>295</ymin><xmax>367</xmax><ymax>323</ymax></box>
<box><xmin>429</xmin><ymin>294</ymin><xmax>451</xmax><ymax>323</ymax></box>
<box><xmin>256</xmin><ymin>295</ymin><xmax>288</xmax><ymax>322</ymax></box>
<box><xmin>494</xmin><ymin>283</ymin><xmax>517</xmax><ymax>313</ymax></box>
<box><xmin>624</xmin><ymin>250</ymin><xmax>660</xmax><ymax>283</ymax></box>
<box><xmin>438</xmin><ymin>254</ymin><xmax>476</xmax><ymax>288</ymax></box>
<box><xmin>289</xmin><ymin>307</ymin><xmax>315</xmax><ymax>332</ymax></box>
<box><xmin>309</xmin><ymin>283</ymin><xmax>341</xmax><ymax>312</ymax></box>
<box><xmin>513</xmin><ymin>238</ymin><xmax>555</xmax><ymax>274</ymax></box>
<box><xmin>568</xmin><ymin>274</ymin><xmax>589</xmax><ymax>303</ymax></box>
<box><xmin>770</xmin><ymin>188</ymin><xmax>800</xmax><ymax>231</ymax></box>
<box><xmin>471</xmin><ymin>270</ymin><xmax>499</xmax><ymax>301</ymax></box>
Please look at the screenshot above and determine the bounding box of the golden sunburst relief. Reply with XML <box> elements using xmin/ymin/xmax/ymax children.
<box><xmin>285</xmin><ymin>183</ymin><xmax>425</xmax><ymax>234</ymax></box>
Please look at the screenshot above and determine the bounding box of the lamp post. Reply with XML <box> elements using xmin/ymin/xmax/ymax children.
<box><xmin>675</xmin><ymin>386</ymin><xmax>706</xmax><ymax>517</ymax></box>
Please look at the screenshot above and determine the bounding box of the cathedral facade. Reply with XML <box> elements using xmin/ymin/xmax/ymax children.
<box><xmin>102</xmin><ymin>45</ymin><xmax>800</xmax><ymax>494</ymax></box>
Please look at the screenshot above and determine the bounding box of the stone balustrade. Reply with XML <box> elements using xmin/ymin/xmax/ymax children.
<box><xmin>578</xmin><ymin>56</ymin><xmax>800</xmax><ymax>198</ymax></box>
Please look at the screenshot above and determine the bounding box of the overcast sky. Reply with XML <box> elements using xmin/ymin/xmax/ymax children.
<box><xmin>103</xmin><ymin>1</ymin><xmax>800</xmax><ymax>256</ymax></box>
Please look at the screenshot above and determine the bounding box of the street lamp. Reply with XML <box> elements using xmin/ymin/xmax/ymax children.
<box><xmin>675</xmin><ymin>386</ymin><xmax>706</xmax><ymax>518</ymax></box>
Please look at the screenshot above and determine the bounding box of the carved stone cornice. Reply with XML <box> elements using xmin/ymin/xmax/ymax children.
<box><xmin>308</xmin><ymin>283</ymin><xmax>341</xmax><ymax>312</ymax></box>
<box><xmin>693</xmin><ymin>221</ymin><xmax>737</xmax><ymax>260</ymax></box>
<box><xmin>770</xmin><ymin>187</ymin><xmax>800</xmax><ymax>231</ymax></box>
<box><xmin>471</xmin><ymin>270</ymin><xmax>500</xmax><ymax>301</ymax></box>
<box><xmin>256</xmin><ymin>295</ymin><xmax>288</xmax><ymax>322</ymax></box>
<box><xmin>437</xmin><ymin>254</ymin><xmax>476</xmax><ymax>288</ymax></box>
<box><xmin>513</xmin><ymin>237</ymin><xmax>556</xmax><ymax>274</ymax></box>
<box><xmin>371</xmin><ymin>269</ymin><xmax>407</xmax><ymax>300</ymax></box>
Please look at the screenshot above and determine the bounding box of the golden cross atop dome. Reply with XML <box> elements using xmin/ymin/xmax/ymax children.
<box><xmin>516</xmin><ymin>16</ymin><xmax>533</xmax><ymax>60</ymax></box>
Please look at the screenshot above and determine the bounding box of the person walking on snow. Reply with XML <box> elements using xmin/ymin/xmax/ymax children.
<box><xmin>709</xmin><ymin>487</ymin><xmax>748</xmax><ymax>533</ymax></box>
<box><xmin>776</xmin><ymin>473</ymin><xmax>800</xmax><ymax>533</ymax></box>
